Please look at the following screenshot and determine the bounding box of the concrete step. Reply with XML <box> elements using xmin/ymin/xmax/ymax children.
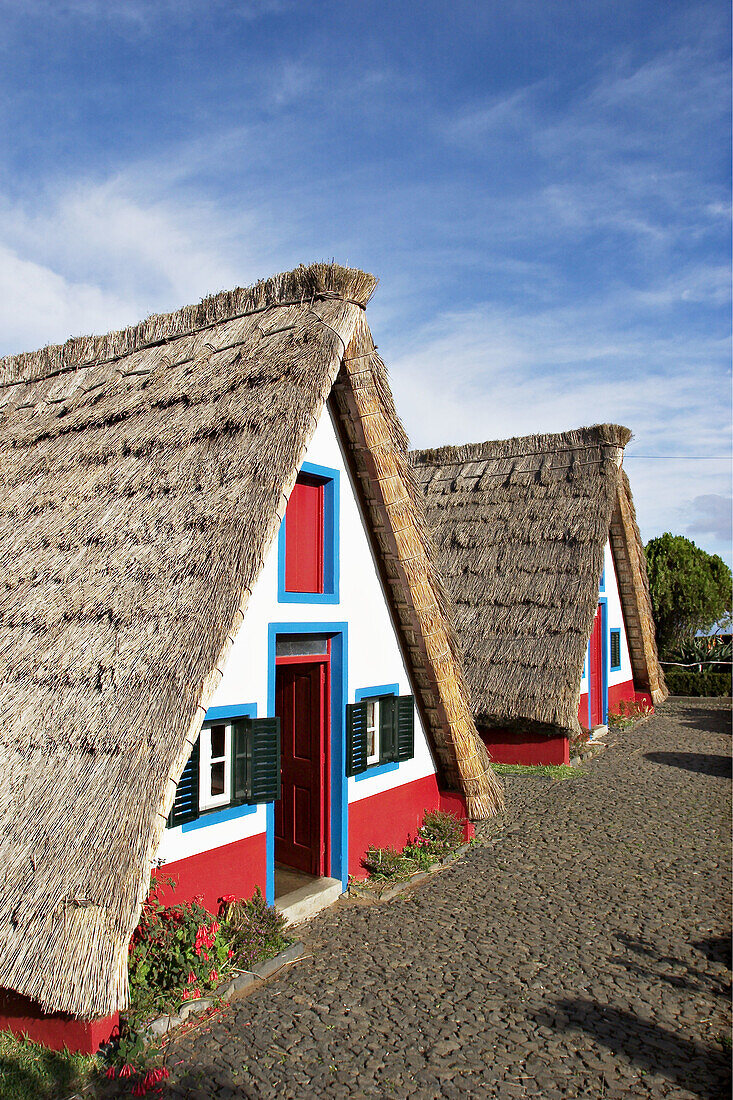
<box><xmin>276</xmin><ymin>876</ymin><xmax>343</xmax><ymax>926</ymax></box>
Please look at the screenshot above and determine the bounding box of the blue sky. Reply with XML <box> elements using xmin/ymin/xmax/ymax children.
<box><xmin>1</xmin><ymin>0</ymin><xmax>730</xmax><ymax>562</ymax></box>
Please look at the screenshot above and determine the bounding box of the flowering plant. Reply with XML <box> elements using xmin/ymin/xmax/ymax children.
<box><xmin>127</xmin><ymin>877</ymin><xmax>231</xmax><ymax>1022</ymax></box>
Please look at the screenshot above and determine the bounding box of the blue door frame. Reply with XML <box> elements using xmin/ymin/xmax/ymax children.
<box><xmin>266</xmin><ymin>622</ymin><xmax>348</xmax><ymax>902</ymax></box>
<box><xmin>587</xmin><ymin>598</ymin><xmax>609</xmax><ymax>728</ymax></box>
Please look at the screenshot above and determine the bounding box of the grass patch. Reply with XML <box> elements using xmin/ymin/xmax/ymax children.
<box><xmin>0</xmin><ymin>1030</ymin><xmax>96</xmax><ymax>1100</ymax></box>
<box><xmin>490</xmin><ymin>763</ymin><xmax>582</xmax><ymax>779</ymax></box>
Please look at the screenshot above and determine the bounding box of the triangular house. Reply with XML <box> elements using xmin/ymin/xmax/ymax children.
<box><xmin>0</xmin><ymin>263</ymin><xmax>503</xmax><ymax>1050</ymax></box>
<box><xmin>411</xmin><ymin>425</ymin><xmax>667</xmax><ymax>766</ymax></box>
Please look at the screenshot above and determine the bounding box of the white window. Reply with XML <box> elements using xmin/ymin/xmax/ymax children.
<box><xmin>199</xmin><ymin>722</ymin><xmax>232</xmax><ymax>810</ymax></box>
<box><xmin>365</xmin><ymin>699</ymin><xmax>380</xmax><ymax>766</ymax></box>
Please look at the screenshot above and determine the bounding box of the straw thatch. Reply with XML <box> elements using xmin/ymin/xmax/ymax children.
<box><xmin>411</xmin><ymin>425</ymin><xmax>667</xmax><ymax>737</ymax></box>
<box><xmin>0</xmin><ymin>262</ymin><xmax>501</xmax><ymax>1019</ymax></box>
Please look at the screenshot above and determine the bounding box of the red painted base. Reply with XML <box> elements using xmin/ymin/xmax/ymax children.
<box><xmin>347</xmin><ymin>774</ymin><xmax>472</xmax><ymax>879</ymax></box>
<box><xmin>578</xmin><ymin>680</ymin><xmax>653</xmax><ymax>727</ymax></box>
<box><xmin>479</xmin><ymin>728</ymin><xmax>570</xmax><ymax>766</ymax></box>
<box><xmin>156</xmin><ymin>831</ymin><xmax>267</xmax><ymax>911</ymax></box>
<box><xmin>0</xmin><ymin>989</ymin><xmax>118</xmax><ymax>1054</ymax></box>
<box><xmin>608</xmin><ymin>679</ymin><xmax>637</xmax><ymax>714</ymax></box>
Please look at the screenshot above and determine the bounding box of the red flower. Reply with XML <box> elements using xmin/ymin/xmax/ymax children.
<box><xmin>132</xmin><ymin>1082</ymin><xmax>148</xmax><ymax>1097</ymax></box>
<box><xmin>119</xmin><ymin>1063</ymin><xmax>136</xmax><ymax>1077</ymax></box>
<box><xmin>193</xmin><ymin>987</ymin><xmax>202</xmax><ymax>998</ymax></box>
<box><xmin>227</xmin><ymin>949</ymin><xmax>234</xmax><ymax>959</ymax></box>
<box><xmin>187</xmin><ymin>971</ymin><xmax>196</xmax><ymax>984</ymax></box>
<box><xmin>181</xmin><ymin>989</ymin><xmax>189</xmax><ymax>1001</ymax></box>
<box><xmin>209</xmin><ymin>970</ymin><xmax>218</xmax><ymax>982</ymax></box>
<box><xmin>105</xmin><ymin>1066</ymin><xmax>117</xmax><ymax>1078</ymax></box>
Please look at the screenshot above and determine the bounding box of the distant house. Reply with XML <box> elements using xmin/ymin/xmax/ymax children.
<box><xmin>0</xmin><ymin>263</ymin><xmax>502</xmax><ymax>1052</ymax></box>
<box><xmin>411</xmin><ymin>425</ymin><xmax>667</xmax><ymax>766</ymax></box>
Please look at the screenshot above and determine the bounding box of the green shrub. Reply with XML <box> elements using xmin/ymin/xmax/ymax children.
<box><xmin>664</xmin><ymin>668</ymin><xmax>732</xmax><ymax>697</ymax></box>
<box><xmin>363</xmin><ymin>810</ymin><xmax>466</xmax><ymax>880</ymax></box>
<box><xmin>417</xmin><ymin>809</ymin><xmax>465</xmax><ymax>851</ymax></box>
<box><xmin>218</xmin><ymin>888</ymin><xmax>290</xmax><ymax>969</ymax></box>
<box><xmin>362</xmin><ymin>845</ymin><xmax>415</xmax><ymax>880</ymax></box>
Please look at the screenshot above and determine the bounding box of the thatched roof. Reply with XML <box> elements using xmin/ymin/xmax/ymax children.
<box><xmin>0</xmin><ymin>263</ymin><xmax>502</xmax><ymax>1019</ymax></box>
<box><xmin>410</xmin><ymin>425</ymin><xmax>667</xmax><ymax>736</ymax></box>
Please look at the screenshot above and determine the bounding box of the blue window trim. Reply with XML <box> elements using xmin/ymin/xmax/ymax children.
<box><xmin>266</xmin><ymin>622</ymin><xmax>349</xmax><ymax>902</ymax></box>
<box><xmin>610</xmin><ymin>627</ymin><xmax>622</xmax><ymax>671</ymax></box>
<box><xmin>599</xmin><ymin>566</ymin><xmax>605</xmax><ymax>593</ymax></box>
<box><xmin>587</xmin><ymin>599</ymin><xmax>609</xmax><ymax>728</ymax></box>
<box><xmin>181</xmin><ymin>702</ymin><xmax>258</xmax><ymax>832</ymax></box>
<box><xmin>354</xmin><ymin>684</ymin><xmax>400</xmax><ymax>781</ymax></box>
<box><xmin>277</xmin><ymin>461</ymin><xmax>340</xmax><ymax>604</ymax></box>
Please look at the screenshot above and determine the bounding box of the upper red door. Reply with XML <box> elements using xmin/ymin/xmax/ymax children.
<box><xmin>285</xmin><ymin>476</ymin><xmax>324</xmax><ymax>593</ymax></box>
<box><xmin>589</xmin><ymin>604</ymin><xmax>604</xmax><ymax>727</ymax></box>
<box><xmin>274</xmin><ymin>660</ymin><xmax>327</xmax><ymax>876</ymax></box>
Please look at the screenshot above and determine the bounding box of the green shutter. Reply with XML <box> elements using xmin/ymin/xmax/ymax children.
<box><xmin>396</xmin><ymin>695</ymin><xmax>415</xmax><ymax>761</ymax></box>
<box><xmin>249</xmin><ymin>717</ymin><xmax>281</xmax><ymax>804</ymax></box>
<box><xmin>346</xmin><ymin>702</ymin><xmax>368</xmax><ymax>775</ymax></box>
<box><xmin>231</xmin><ymin>720</ymin><xmax>252</xmax><ymax>804</ymax></box>
<box><xmin>379</xmin><ymin>697</ymin><xmax>398</xmax><ymax>764</ymax></box>
<box><xmin>167</xmin><ymin>736</ymin><xmax>200</xmax><ymax>827</ymax></box>
<box><xmin>610</xmin><ymin>630</ymin><xmax>621</xmax><ymax>669</ymax></box>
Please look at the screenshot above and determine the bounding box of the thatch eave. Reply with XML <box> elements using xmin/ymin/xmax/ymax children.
<box><xmin>0</xmin><ymin>262</ymin><xmax>501</xmax><ymax>1019</ymax></box>
<box><xmin>411</xmin><ymin>423</ymin><xmax>665</xmax><ymax>738</ymax></box>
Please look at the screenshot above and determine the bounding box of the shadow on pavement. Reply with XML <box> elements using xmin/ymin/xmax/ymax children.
<box><xmin>693</xmin><ymin>935</ymin><xmax>732</xmax><ymax>969</ymax></box>
<box><xmin>643</xmin><ymin>751</ymin><xmax>731</xmax><ymax>776</ymax></box>
<box><xmin>540</xmin><ymin>998</ymin><xmax>731</xmax><ymax>1100</ymax></box>
<box><xmin>663</xmin><ymin>702</ymin><xmax>732</xmax><ymax>737</ymax></box>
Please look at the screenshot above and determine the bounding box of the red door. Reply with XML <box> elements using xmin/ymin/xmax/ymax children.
<box><xmin>589</xmin><ymin>604</ymin><xmax>604</xmax><ymax>727</ymax></box>
<box><xmin>274</xmin><ymin>659</ymin><xmax>328</xmax><ymax>876</ymax></box>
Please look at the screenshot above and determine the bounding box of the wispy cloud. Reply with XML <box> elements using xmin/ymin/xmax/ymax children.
<box><xmin>387</xmin><ymin>293</ymin><xmax>731</xmax><ymax>558</ymax></box>
<box><xmin>0</xmin><ymin>0</ymin><xmax>292</xmax><ymax>26</ymax></box>
<box><xmin>687</xmin><ymin>495</ymin><xmax>733</xmax><ymax>544</ymax></box>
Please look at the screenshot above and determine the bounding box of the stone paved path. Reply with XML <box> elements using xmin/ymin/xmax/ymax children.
<box><xmin>108</xmin><ymin>697</ymin><xmax>732</xmax><ymax>1099</ymax></box>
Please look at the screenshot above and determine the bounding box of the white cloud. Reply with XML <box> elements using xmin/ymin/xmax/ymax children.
<box><xmin>687</xmin><ymin>495</ymin><xmax>733</xmax><ymax>544</ymax></box>
<box><xmin>0</xmin><ymin>170</ymin><xmax>290</xmax><ymax>355</ymax></box>
<box><xmin>387</xmin><ymin>295</ymin><xmax>731</xmax><ymax>560</ymax></box>
<box><xmin>0</xmin><ymin>0</ymin><xmax>291</xmax><ymax>26</ymax></box>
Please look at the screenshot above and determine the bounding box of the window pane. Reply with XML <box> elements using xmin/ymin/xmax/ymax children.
<box><xmin>284</xmin><ymin>476</ymin><xmax>324</xmax><ymax>593</ymax></box>
<box><xmin>366</xmin><ymin>701</ymin><xmax>378</xmax><ymax>760</ymax></box>
<box><xmin>276</xmin><ymin>635</ymin><xmax>328</xmax><ymax>656</ymax></box>
<box><xmin>210</xmin><ymin>760</ymin><xmax>225</xmax><ymax>796</ymax></box>
<box><xmin>210</xmin><ymin>724</ymin><xmax>226</xmax><ymax>759</ymax></box>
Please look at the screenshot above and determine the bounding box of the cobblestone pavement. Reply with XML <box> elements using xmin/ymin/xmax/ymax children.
<box><xmin>109</xmin><ymin>697</ymin><xmax>731</xmax><ymax>1099</ymax></box>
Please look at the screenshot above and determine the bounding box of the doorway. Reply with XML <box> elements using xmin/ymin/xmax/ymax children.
<box><xmin>589</xmin><ymin>603</ymin><xmax>606</xmax><ymax>727</ymax></box>
<box><xmin>274</xmin><ymin>649</ymin><xmax>330</xmax><ymax>880</ymax></box>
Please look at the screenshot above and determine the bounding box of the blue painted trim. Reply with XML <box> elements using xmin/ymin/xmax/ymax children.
<box><xmin>203</xmin><ymin>703</ymin><xmax>257</xmax><ymax>722</ymax></box>
<box><xmin>356</xmin><ymin>761</ymin><xmax>399</xmax><ymax>782</ymax></box>
<box><xmin>265</xmin><ymin>803</ymin><xmax>275</xmax><ymax>903</ymax></box>
<box><xmin>277</xmin><ymin>462</ymin><xmax>340</xmax><ymax>604</ymax></box>
<box><xmin>182</xmin><ymin>801</ymin><xmax>257</xmax><ymax>832</ymax></box>
<box><xmin>599</xmin><ymin>566</ymin><xmax>605</xmax><ymax>593</ymax></box>
<box><xmin>267</xmin><ymin>622</ymin><xmax>349</xmax><ymax>899</ymax></box>
<box><xmin>355</xmin><ymin>684</ymin><xmax>399</xmax><ymax>702</ymax></box>
<box><xmin>610</xmin><ymin>628</ymin><xmax>622</xmax><ymax>671</ymax></box>
<box><xmin>354</xmin><ymin>684</ymin><xmax>400</xmax><ymax>782</ymax></box>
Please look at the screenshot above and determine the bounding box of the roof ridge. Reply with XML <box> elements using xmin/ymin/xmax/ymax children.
<box><xmin>410</xmin><ymin>423</ymin><xmax>632</xmax><ymax>467</ymax></box>
<box><xmin>0</xmin><ymin>261</ymin><xmax>377</xmax><ymax>388</ymax></box>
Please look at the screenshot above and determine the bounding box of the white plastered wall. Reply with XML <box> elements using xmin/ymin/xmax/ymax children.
<box><xmin>578</xmin><ymin>539</ymin><xmax>635</xmax><ymax>697</ymax></box>
<box><xmin>158</xmin><ymin>404</ymin><xmax>439</xmax><ymax>865</ymax></box>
